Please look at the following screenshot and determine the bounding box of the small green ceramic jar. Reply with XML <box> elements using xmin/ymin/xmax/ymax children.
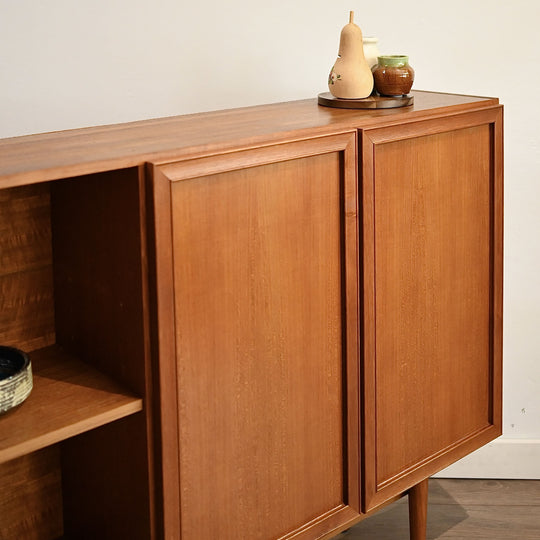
<box><xmin>372</xmin><ymin>55</ymin><xmax>415</xmax><ymax>96</ymax></box>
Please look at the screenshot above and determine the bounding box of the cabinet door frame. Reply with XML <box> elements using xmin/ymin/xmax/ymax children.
<box><xmin>360</xmin><ymin>107</ymin><xmax>503</xmax><ymax>511</ymax></box>
<box><xmin>150</xmin><ymin>132</ymin><xmax>362</xmax><ymax>539</ymax></box>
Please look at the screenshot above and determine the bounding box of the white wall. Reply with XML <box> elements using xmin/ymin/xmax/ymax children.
<box><xmin>1</xmin><ymin>0</ymin><xmax>539</xmax><ymax>477</ymax></box>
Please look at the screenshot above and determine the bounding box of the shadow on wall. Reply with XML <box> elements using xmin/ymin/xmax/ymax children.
<box><xmin>337</xmin><ymin>479</ymin><xmax>468</xmax><ymax>540</ymax></box>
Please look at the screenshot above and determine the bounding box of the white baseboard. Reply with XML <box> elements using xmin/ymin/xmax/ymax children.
<box><xmin>433</xmin><ymin>438</ymin><xmax>540</xmax><ymax>479</ymax></box>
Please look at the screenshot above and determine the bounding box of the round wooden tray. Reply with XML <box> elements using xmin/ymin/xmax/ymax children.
<box><xmin>318</xmin><ymin>92</ymin><xmax>414</xmax><ymax>109</ymax></box>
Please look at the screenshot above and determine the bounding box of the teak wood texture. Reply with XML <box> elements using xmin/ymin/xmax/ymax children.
<box><xmin>409</xmin><ymin>479</ymin><xmax>429</xmax><ymax>540</ymax></box>
<box><xmin>0</xmin><ymin>447</ymin><xmax>63</xmax><ymax>540</ymax></box>
<box><xmin>361</xmin><ymin>107</ymin><xmax>503</xmax><ymax>510</ymax></box>
<box><xmin>0</xmin><ymin>172</ymin><xmax>155</xmax><ymax>538</ymax></box>
<box><xmin>0</xmin><ymin>91</ymin><xmax>503</xmax><ymax>540</ymax></box>
<box><xmin>0</xmin><ymin>184</ymin><xmax>55</xmax><ymax>352</ymax></box>
<box><xmin>0</xmin><ymin>346</ymin><xmax>142</xmax><ymax>464</ymax></box>
<box><xmin>152</xmin><ymin>134</ymin><xmax>361</xmax><ymax>540</ymax></box>
<box><xmin>0</xmin><ymin>91</ymin><xmax>498</xmax><ymax>189</ymax></box>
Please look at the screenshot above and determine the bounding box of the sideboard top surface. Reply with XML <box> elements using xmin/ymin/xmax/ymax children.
<box><xmin>0</xmin><ymin>91</ymin><xmax>499</xmax><ymax>188</ymax></box>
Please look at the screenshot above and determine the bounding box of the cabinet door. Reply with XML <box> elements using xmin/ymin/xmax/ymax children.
<box><xmin>361</xmin><ymin>108</ymin><xmax>503</xmax><ymax>510</ymax></box>
<box><xmin>151</xmin><ymin>133</ymin><xmax>360</xmax><ymax>539</ymax></box>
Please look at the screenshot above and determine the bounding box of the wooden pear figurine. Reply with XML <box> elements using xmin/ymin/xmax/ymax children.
<box><xmin>328</xmin><ymin>11</ymin><xmax>374</xmax><ymax>99</ymax></box>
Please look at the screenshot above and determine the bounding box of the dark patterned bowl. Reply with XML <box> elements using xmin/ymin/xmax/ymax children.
<box><xmin>0</xmin><ymin>346</ymin><xmax>33</xmax><ymax>414</ymax></box>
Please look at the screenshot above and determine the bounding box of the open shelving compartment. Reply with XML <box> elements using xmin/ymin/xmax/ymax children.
<box><xmin>0</xmin><ymin>167</ymin><xmax>155</xmax><ymax>539</ymax></box>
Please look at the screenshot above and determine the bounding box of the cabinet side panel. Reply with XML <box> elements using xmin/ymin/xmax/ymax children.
<box><xmin>61</xmin><ymin>415</ymin><xmax>150</xmax><ymax>540</ymax></box>
<box><xmin>51</xmin><ymin>169</ymin><xmax>147</xmax><ymax>393</ymax></box>
<box><xmin>51</xmin><ymin>169</ymin><xmax>153</xmax><ymax>538</ymax></box>
<box><xmin>373</xmin><ymin>125</ymin><xmax>492</xmax><ymax>486</ymax></box>
<box><xmin>171</xmin><ymin>153</ymin><xmax>347</xmax><ymax>539</ymax></box>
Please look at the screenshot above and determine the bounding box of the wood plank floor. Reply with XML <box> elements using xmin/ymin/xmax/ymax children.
<box><xmin>334</xmin><ymin>479</ymin><xmax>540</xmax><ymax>539</ymax></box>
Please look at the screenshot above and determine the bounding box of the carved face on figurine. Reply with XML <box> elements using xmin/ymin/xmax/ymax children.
<box><xmin>328</xmin><ymin>12</ymin><xmax>374</xmax><ymax>99</ymax></box>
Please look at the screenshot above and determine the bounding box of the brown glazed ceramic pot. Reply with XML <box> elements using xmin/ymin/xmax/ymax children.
<box><xmin>372</xmin><ymin>55</ymin><xmax>414</xmax><ymax>96</ymax></box>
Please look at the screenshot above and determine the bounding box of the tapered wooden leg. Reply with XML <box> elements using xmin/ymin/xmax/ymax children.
<box><xmin>408</xmin><ymin>478</ymin><xmax>429</xmax><ymax>540</ymax></box>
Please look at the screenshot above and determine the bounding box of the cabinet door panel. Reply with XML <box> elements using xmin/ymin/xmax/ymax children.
<box><xmin>361</xmin><ymin>109</ymin><xmax>503</xmax><ymax>510</ymax></box>
<box><xmin>152</xmin><ymin>134</ymin><xmax>360</xmax><ymax>540</ymax></box>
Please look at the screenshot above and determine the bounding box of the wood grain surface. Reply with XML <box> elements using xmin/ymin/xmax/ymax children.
<box><xmin>173</xmin><ymin>155</ymin><xmax>345</xmax><ymax>540</ymax></box>
<box><xmin>0</xmin><ymin>92</ymin><xmax>499</xmax><ymax>188</ymax></box>
<box><xmin>51</xmin><ymin>168</ymin><xmax>149</xmax><ymax>393</ymax></box>
<box><xmin>49</xmin><ymin>167</ymin><xmax>156</xmax><ymax>539</ymax></box>
<box><xmin>375</xmin><ymin>124</ymin><xmax>492</xmax><ymax>481</ymax></box>
<box><xmin>361</xmin><ymin>108</ymin><xmax>503</xmax><ymax>510</ymax></box>
<box><xmin>409</xmin><ymin>479</ymin><xmax>429</xmax><ymax>540</ymax></box>
<box><xmin>0</xmin><ymin>446</ymin><xmax>63</xmax><ymax>540</ymax></box>
<box><xmin>0</xmin><ymin>184</ymin><xmax>55</xmax><ymax>351</ymax></box>
<box><xmin>318</xmin><ymin>92</ymin><xmax>414</xmax><ymax>109</ymax></box>
<box><xmin>61</xmin><ymin>415</ymin><xmax>154</xmax><ymax>540</ymax></box>
<box><xmin>0</xmin><ymin>169</ymin><xmax>155</xmax><ymax>539</ymax></box>
<box><xmin>0</xmin><ymin>345</ymin><xmax>142</xmax><ymax>464</ymax></box>
<box><xmin>0</xmin><ymin>92</ymin><xmax>504</xmax><ymax>540</ymax></box>
<box><xmin>154</xmin><ymin>134</ymin><xmax>360</xmax><ymax>540</ymax></box>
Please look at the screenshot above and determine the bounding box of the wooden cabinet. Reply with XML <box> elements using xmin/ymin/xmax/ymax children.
<box><xmin>0</xmin><ymin>91</ymin><xmax>503</xmax><ymax>539</ymax></box>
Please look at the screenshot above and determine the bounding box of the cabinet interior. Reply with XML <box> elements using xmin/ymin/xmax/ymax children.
<box><xmin>0</xmin><ymin>168</ymin><xmax>153</xmax><ymax>539</ymax></box>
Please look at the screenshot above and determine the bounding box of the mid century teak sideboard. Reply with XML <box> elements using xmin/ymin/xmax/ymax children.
<box><xmin>0</xmin><ymin>90</ymin><xmax>503</xmax><ymax>540</ymax></box>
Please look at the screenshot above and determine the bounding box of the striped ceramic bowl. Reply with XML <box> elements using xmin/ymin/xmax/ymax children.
<box><xmin>0</xmin><ymin>346</ymin><xmax>33</xmax><ymax>414</ymax></box>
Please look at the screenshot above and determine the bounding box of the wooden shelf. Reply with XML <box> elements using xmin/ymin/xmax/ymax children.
<box><xmin>0</xmin><ymin>345</ymin><xmax>143</xmax><ymax>464</ymax></box>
